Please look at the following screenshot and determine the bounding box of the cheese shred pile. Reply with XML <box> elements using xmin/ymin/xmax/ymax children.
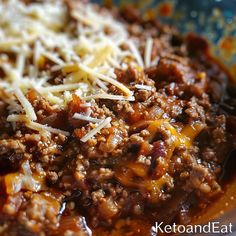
<box><xmin>0</xmin><ymin>0</ymin><xmax>153</xmax><ymax>141</ymax></box>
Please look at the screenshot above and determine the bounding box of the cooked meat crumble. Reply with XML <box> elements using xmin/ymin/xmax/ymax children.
<box><xmin>0</xmin><ymin>1</ymin><xmax>235</xmax><ymax>236</ymax></box>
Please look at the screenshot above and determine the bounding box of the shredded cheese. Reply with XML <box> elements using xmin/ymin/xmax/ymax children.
<box><xmin>42</xmin><ymin>51</ymin><xmax>64</xmax><ymax>65</ymax></box>
<box><xmin>144</xmin><ymin>38</ymin><xmax>153</xmax><ymax>68</ymax></box>
<box><xmin>7</xmin><ymin>114</ymin><xmax>69</xmax><ymax>136</ymax></box>
<box><xmin>14</xmin><ymin>88</ymin><xmax>37</xmax><ymax>121</ymax></box>
<box><xmin>81</xmin><ymin>117</ymin><xmax>112</xmax><ymax>142</ymax></box>
<box><xmin>26</xmin><ymin>121</ymin><xmax>70</xmax><ymax>136</ymax></box>
<box><xmin>135</xmin><ymin>84</ymin><xmax>153</xmax><ymax>91</ymax></box>
<box><xmin>40</xmin><ymin>84</ymin><xmax>85</xmax><ymax>93</ymax></box>
<box><xmin>83</xmin><ymin>94</ymin><xmax>135</xmax><ymax>101</ymax></box>
<box><xmin>0</xmin><ymin>0</ymin><xmax>147</xmax><ymax>138</ymax></box>
<box><xmin>16</xmin><ymin>53</ymin><xmax>26</xmax><ymax>77</ymax></box>
<box><xmin>79</xmin><ymin>64</ymin><xmax>133</xmax><ymax>96</ymax></box>
<box><xmin>80</xmin><ymin>102</ymin><xmax>92</xmax><ymax>108</ymax></box>
<box><xmin>95</xmin><ymin>78</ymin><xmax>109</xmax><ymax>92</ymax></box>
<box><xmin>0</xmin><ymin>35</ymin><xmax>38</xmax><ymax>50</ymax></box>
<box><xmin>127</xmin><ymin>40</ymin><xmax>144</xmax><ymax>68</ymax></box>
<box><xmin>73</xmin><ymin>113</ymin><xmax>102</xmax><ymax>123</ymax></box>
<box><xmin>7</xmin><ymin>114</ymin><xmax>29</xmax><ymax>123</ymax></box>
<box><xmin>33</xmin><ymin>40</ymin><xmax>42</xmax><ymax>68</ymax></box>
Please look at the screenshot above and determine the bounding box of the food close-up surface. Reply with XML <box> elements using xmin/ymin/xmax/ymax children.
<box><xmin>0</xmin><ymin>0</ymin><xmax>235</xmax><ymax>235</ymax></box>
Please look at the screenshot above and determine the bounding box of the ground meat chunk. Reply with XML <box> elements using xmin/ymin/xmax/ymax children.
<box><xmin>0</xmin><ymin>139</ymin><xmax>25</xmax><ymax>173</ymax></box>
<box><xmin>17</xmin><ymin>193</ymin><xmax>61</xmax><ymax>233</ymax></box>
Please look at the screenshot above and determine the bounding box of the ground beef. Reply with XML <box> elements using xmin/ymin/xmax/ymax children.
<box><xmin>0</xmin><ymin>1</ymin><xmax>235</xmax><ymax>236</ymax></box>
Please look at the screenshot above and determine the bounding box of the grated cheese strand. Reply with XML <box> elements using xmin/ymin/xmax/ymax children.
<box><xmin>0</xmin><ymin>35</ymin><xmax>38</xmax><ymax>50</ymax></box>
<box><xmin>144</xmin><ymin>37</ymin><xmax>153</xmax><ymax>68</ymax></box>
<box><xmin>73</xmin><ymin>113</ymin><xmax>102</xmax><ymax>123</ymax></box>
<box><xmin>7</xmin><ymin>114</ymin><xmax>70</xmax><ymax>136</ymax></box>
<box><xmin>42</xmin><ymin>51</ymin><xmax>64</xmax><ymax>65</ymax></box>
<box><xmin>26</xmin><ymin>121</ymin><xmax>70</xmax><ymax>136</ymax></box>
<box><xmin>33</xmin><ymin>40</ymin><xmax>42</xmax><ymax>68</ymax></box>
<box><xmin>81</xmin><ymin>117</ymin><xmax>112</xmax><ymax>142</ymax></box>
<box><xmin>127</xmin><ymin>40</ymin><xmax>144</xmax><ymax>68</ymax></box>
<box><xmin>0</xmin><ymin>0</ymin><xmax>150</xmax><ymax>136</ymax></box>
<box><xmin>16</xmin><ymin>53</ymin><xmax>26</xmax><ymax>77</ymax></box>
<box><xmin>14</xmin><ymin>88</ymin><xmax>37</xmax><ymax>121</ymax></box>
<box><xmin>83</xmin><ymin>94</ymin><xmax>135</xmax><ymax>101</ymax></box>
<box><xmin>135</xmin><ymin>84</ymin><xmax>153</xmax><ymax>91</ymax></box>
<box><xmin>79</xmin><ymin>64</ymin><xmax>133</xmax><ymax>96</ymax></box>
<box><xmin>40</xmin><ymin>84</ymin><xmax>85</xmax><ymax>93</ymax></box>
<box><xmin>71</xmin><ymin>10</ymin><xmax>94</xmax><ymax>26</ymax></box>
<box><xmin>7</xmin><ymin>114</ymin><xmax>29</xmax><ymax>123</ymax></box>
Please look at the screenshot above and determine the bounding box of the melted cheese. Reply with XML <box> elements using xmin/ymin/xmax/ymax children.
<box><xmin>148</xmin><ymin>119</ymin><xmax>205</xmax><ymax>149</ymax></box>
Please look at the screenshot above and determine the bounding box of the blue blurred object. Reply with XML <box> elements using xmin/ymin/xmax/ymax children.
<box><xmin>92</xmin><ymin>0</ymin><xmax>236</xmax><ymax>37</ymax></box>
<box><xmin>92</xmin><ymin>0</ymin><xmax>236</xmax><ymax>66</ymax></box>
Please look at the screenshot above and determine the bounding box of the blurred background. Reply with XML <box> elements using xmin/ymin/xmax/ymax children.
<box><xmin>93</xmin><ymin>0</ymin><xmax>236</xmax><ymax>79</ymax></box>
